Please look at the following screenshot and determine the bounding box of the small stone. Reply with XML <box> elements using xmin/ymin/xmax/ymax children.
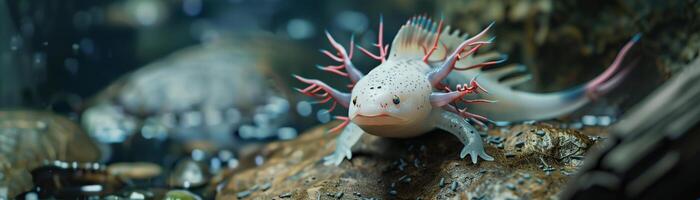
<box><xmin>107</xmin><ymin>162</ymin><xmax>162</xmax><ymax>179</ymax></box>
<box><xmin>236</xmin><ymin>190</ymin><xmax>251</xmax><ymax>199</ymax></box>
<box><xmin>515</xmin><ymin>141</ymin><xmax>525</xmax><ymax>148</ymax></box>
<box><xmin>438</xmin><ymin>177</ymin><xmax>445</xmax><ymax>188</ymax></box>
<box><xmin>506</xmin><ymin>183</ymin><xmax>516</xmax><ymax>191</ymax></box>
<box><xmin>522</xmin><ymin>173</ymin><xmax>531</xmax><ymax>179</ymax></box>
<box><xmin>353</xmin><ymin>192</ymin><xmax>362</xmax><ymax>196</ymax></box>
<box><xmin>334</xmin><ymin>192</ymin><xmax>344</xmax><ymax>199</ymax></box>
<box><xmin>399</xmin><ymin>175</ymin><xmax>411</xmax><ymax>183</ymax></box>
<box><xmin>167</xmin><ymin>159</ymin><xmax>207</xmax><ymax>188</ymax></box>
<box><xmin>543</xmin><ymin>167</ymin><xmax>555</xmax><ymax>172</ymax></box>
<box><xmin>505</xmin><ymin>152</ymin><xmax>515</xmax><ymax>158</ymax></box>
<box><xmin>164</xmin><ymin>190</ymin><xmax>202</xmax><ymax>200</ymax></box>
<box><xmin>129</xmin><ymin>192</ymin><xmax>146</xmax><ymax>200</ymax></box>
<box><xmin>515</xmin><ymin>131</ymin><xmax>523</xmax><ymax>137</ymax></box>
<box><xmin>261</xmin><ymin>182</ymin><xmax>272</xmax><ymax>191</ymax></box>
<box><xmin>278</xmin><ymin>192</ymin><xmax>292</xmax><ymax>198</ymax></box>
<box><xmin>488</xmin><ymin>136</ymin><xmax>505</xmax><ymax>144</ymax></box>
<box><xmin>535</xmin><ymin>130</ymin><xmax>545</xmax><ymax>136</ymax></box>
<box><xmin>389</xmin><ymin>190</ymin><xmax>397</xmax><ymax>196</ymax></box>
<box><xmin>450</xmin><ymin>181</ymin><xmax>458</xmax><ymax>191</ymax></box>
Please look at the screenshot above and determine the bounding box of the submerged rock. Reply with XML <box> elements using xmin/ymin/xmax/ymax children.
<box><xmin>216</xmin><ymin>122</ymin><xmax>602</xmax><ymax>199</ymax></box>
<box><xmin>0</xmin><ymin>110</ymin><xmax>100</xmax><ymax>198</ymax></box>
<box><xmin>168</xmin><ymin>159</ymin><xmax>208</xmax><ymax>188</ymax></box>
<box><xmin>107</xmin><ymin>162</ymin><xmax>163</xmax><ymax>180</ymax></box>
<box><xmin>164</xmin><ymin>190</ymin><xmax>202</xmax><ymax>200</ymax></box>
<box><xmin>30</xmin><ymin>161</ymin><xmax>123</xmax><ymax>199</ymax></box>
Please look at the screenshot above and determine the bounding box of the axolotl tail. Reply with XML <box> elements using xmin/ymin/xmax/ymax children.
<box><xmin>461</xmin><ymin>34</ymin><xmax>640</xmax><ymax>122</ymax></box>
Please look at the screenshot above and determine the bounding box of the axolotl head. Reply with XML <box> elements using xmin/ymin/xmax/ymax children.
<box><xmin>348</xmin><ymin>61</ymin><xmax>434</xmax><ymax>134</ymax></box>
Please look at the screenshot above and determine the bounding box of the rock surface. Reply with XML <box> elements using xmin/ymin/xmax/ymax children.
<box><xmin>216</xmin><ymin>121</ymin><xmax>604</xmax><ymax>199</ymax></box>
<box><xmin>0</xmin><ymin>110</ymin><xmax>100</xmax><ymax>197</ymax></box>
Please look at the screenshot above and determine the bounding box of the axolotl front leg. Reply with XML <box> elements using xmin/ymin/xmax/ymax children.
<box><xmin>433</xmin><ymin>110</ymin><xmax>494</xmax><ymax>164</ymax></box>
<box><xmin>323</xmin><ymin>122</ymin><xmax>364</xmax><ymax>166</ymax></box>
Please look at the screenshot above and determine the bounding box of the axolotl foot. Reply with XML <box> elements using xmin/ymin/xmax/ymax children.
<box><xmin>323</xmin><ymin>122</ymin><xmax>364</xmax><ymax>166</ymax></box>
<box><xmin>436</xmin><ymin>110</ymin><xmax>495</xmax><ymax>164</ymax></box>
<box><xmin>460</xmin><ymin>137</ymin><xmax>494</xmax><ymax>164</ymax></box>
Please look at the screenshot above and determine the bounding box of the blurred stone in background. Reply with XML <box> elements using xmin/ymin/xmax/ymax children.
<box><xmin>0</xmin><ymin>110</ymin><xmax>100</xmax><ymax>198</ymax></box>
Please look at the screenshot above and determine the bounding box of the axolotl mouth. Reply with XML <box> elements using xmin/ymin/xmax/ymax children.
<box><xmin>351</xmin><ymin>113</ymin><xmax>408</xmax><ymax>126</ymax></box>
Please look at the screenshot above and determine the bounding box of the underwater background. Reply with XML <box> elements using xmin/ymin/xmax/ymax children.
<box><xmin>0</xmin><ymin>0</ymin><xmax>698</xmax><ymax>199</ymax></box>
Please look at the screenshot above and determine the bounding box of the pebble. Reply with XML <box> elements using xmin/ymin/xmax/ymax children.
<box><xmin>535</xmin><ymin>130</ymin><xmax>545</xmax><ymax>136</ymax></box>
<box><xmin>334</xmin><ymin>192</ymin><xmax>344</xmax><ymax>199</ymax></box>
<box><xmin>399</xmin><ymin>175</ymin><xmax>412</xmax><ymax>183</ymax></box>
<box><xmin>488</xmin><ymin>136</ymin><xmax>505</xmax><ymax>144</ymax></box>
<box><xmin>506</xmin><ymin>183</ymin><xmax>516</xmax><ymax>191</ymax></box>
<box><xmin>535</xmin><ymin>179</ymin><xmax>544</xmax><ymax>185</ymax></box>
<box><xmin>168</xmin><ymin>159</ymin><xmax>207</xmax><ymax>188</ymax></box>
<box><xmin>236</xmin><ymin>190</ymin><xmax>251</xmax><ymax>199</ymax></box>
<box><xmin>505</xmin><ymin>152</ymin><xmax>515</xmax><ymax>158</ymax></box>
<box><xmin>439</xmin><ymin>177</ymin><xmax>445</xmax><ymax>188</ymax></box>
<box><xmin>279</xmin><ymin>192</ymin><xmax>292</xmax><ymax>198</ymax></box>
<box><xmin>163</xmin><ymin>190</ymin><xmax>202</xmax><ymax>200</ymax></box>
<box><xmin>515</xmin><ymin>131</ymin><xmax>523</xmax><ymax>137</ymax></box>
<box><xmin>450</xmin><ymin>181</ymin><xmax>458</xmax><ymax>191</ymax></box>
<box><xmin>515</xmin><ymin>141</ymin><xmax>525</xmax><ymax>148</ymax></box>
<box><xmin>107</xmin><ymin>162</ymin><xmax>162</xmax><ymax>179</ymax></box>
<box><xmin>261</xmin><ymin>182</ymin><xmax>272</xmax><ymax>191</ymax></box>
<box><xmin>389</xmin><ymin>190</ymin><xmax>397</xmax><ymax>196</ymax></box>
<box><xmin>543</xmin><ymin>167</ymin><xmax>555</xmax><ymax>172</ymax></box>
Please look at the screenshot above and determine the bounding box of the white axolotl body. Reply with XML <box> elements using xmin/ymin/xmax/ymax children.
<box><xmin>295</xmin><ymin>15</ymin><xmax>638</xmax><ymax>165</ymax></box>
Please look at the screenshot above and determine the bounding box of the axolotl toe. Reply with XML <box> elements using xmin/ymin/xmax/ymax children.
<box><xmin>294</xmin><ymin>15</ymin><xmax>639</xmax><ymax>166</ymax></box>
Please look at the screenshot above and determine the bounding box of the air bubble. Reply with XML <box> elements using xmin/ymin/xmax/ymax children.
<box><xmin>296</xmin><ymin>101</ymin><xmax>312</xmax><ymax>116</ymax></box>
<box><xmin>316</xmin><ymin>109</ymin><xmax>331</xmax><ymax>123</ymax></box>
<box><xmin>581</xmin><ymin>115</ymin><xmax>597</xmax><ymax>126</ymax></box>
<box><xmin>277</xmin><ymin>127</ymin><xmax>298</xmax><ymax>140</ymax></box>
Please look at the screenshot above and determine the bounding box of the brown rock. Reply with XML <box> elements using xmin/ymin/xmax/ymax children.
<box><xmin>216</xmin><ymin>121</ymin><xmax>603</xmax><ymax>199</ymax></box>
<box><xmin>0</xmin><ymin>110</ymin><xmax>101</xmax><ymax>198</ymax></box>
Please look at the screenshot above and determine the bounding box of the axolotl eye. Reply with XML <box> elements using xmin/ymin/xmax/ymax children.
<box><xmin>392</xmin><ymin>95</ymin><xmax>400</xmax><ymax>105</ymax></box>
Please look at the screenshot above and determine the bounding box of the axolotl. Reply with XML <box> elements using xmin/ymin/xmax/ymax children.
<box><xmin>294</xmin><ymin>15</ymin><xmax>639</xmax><ymax>165</ymax></box>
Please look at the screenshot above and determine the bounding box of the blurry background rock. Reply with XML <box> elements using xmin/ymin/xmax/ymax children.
<box><xmin>29</xmin><ymin>161</ymin><xmax>124</xmax><ymax>199</ymax></box>
<box><xmin>80</xmin><ymin>35</ymin><xmax>307</xmax><ymax>146</ymax></box>
<box><xmin>0</xmin><ymin>110</ymin><xmax>100</xmax><ymax>198</ymax></box>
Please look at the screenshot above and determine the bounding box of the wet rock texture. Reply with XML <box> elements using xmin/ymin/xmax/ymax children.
<box><xmin>217</xmin><ymin>122</ymin><xmax>602</xmax><ymax>199</ymax></box>
<box><xmin>0</xmin><ymin>110</ymin><xmax>100</xmax><ymax>197</ymax></box>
